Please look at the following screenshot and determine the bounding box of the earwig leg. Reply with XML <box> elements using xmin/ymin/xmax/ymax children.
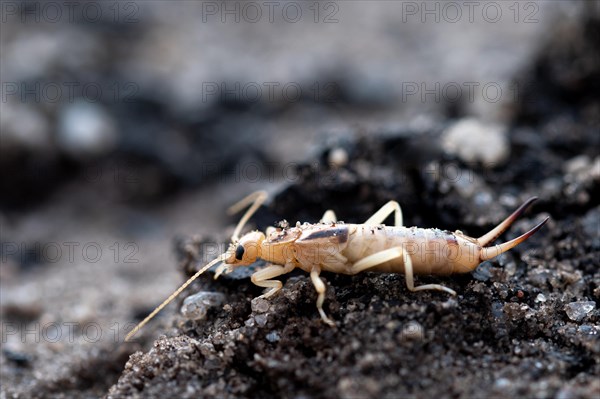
<box><xmin>310</xmin><ymin>267</ymin><xmax>336</xmax><ymax>326</ymax></box>
<box><xmin>350</xmin><ymin>247</ymin><xmax>457</xmax><ymax>296</ymax></box>
<box><xmin>401</xmin><ymin>248</ymin><xmax>457</xmax><ymax>296</ymax></box>
<box><xmin>320</xmin><ymin>210</ymin><xmax>337</xmax><ymax>223</ymax></box>
<box><xmin>364</xmin><ymin>201</ymin><xmax>403</xmax><ymax>227</ymax></box>
<box><xmin>251</xmin><ymin>262</ymin><xmax>295</xmax><ymax>299</ymax></box>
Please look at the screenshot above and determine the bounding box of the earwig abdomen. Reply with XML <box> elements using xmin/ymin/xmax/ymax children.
<box><xmin>291</xmin><ymin>223</ymin><xmax>483</xmax><ymax>276</ymax></box>
<box><xmin>339</xmin><ymin>225</ymin><xmax>480</xmax><ymax>275</ymax></box>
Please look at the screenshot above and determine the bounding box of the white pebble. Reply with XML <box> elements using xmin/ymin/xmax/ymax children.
<box><xmin>441</xmin><ymin>118</ymin><xmax>509</xmax><ymax>165</ymax></box>
<box><xmin>400</xmin><ymin>321</ymin><xmax>424</xmax><ymax>341</ymax></box>
<box><xmin>57</xmin><ymin>101</ymin><xmax>117</xmax><ymax>157</ymax></box>
<box><xmin>180</xmin><ymin>291</ymin><xmax>225</xmax><ymax>320</ymax></box>
<box><xmin>564</xmin><ymin>301</ymin><xmax>595</xmax><ymax>322</ymax></box>
<box><xmin>535</xmin><ymin>294</ymin><xmax>547</xmax><ymax>303</ymax></box>
<box><xmin>328</xmin><ymin>147</ymin><xmax>349</xmax><ymax>168</ymax></box>
<box><xmin>494</xmin><ymin>378</ymin><xmax>511</xmax><ymax>388</ymax></box>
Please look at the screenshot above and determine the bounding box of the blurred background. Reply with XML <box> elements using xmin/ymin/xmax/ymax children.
<box><xmin>1</xmin><ymin>1</ymin><xmax>598</xmax><ymax>397</ymax></box>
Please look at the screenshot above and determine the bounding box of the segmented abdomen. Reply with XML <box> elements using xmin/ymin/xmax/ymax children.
<box><xmin>342</xmin><ymin>225</ymin><xmax>462</xmax><ymax>275</ymax></box>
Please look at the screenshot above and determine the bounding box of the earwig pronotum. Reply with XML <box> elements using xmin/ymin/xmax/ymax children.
<box><xmin>125</xmin><ymin>191</ymin><xmax>548</xmax><ymax>341</ymax></box>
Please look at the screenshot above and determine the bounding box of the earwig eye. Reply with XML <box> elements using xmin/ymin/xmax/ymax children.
<box><xmin>235</xmin><ymin>245</ymin><xmax>245</xmax><ymax>260</ymax></box>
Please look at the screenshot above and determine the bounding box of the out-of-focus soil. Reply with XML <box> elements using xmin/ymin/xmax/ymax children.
<box><xmin>1</xmin><ymin>3</ymin><xmax>598</xmax><ymax>399</ymax></box>
<box><xmin>107</xmin><ymin>11</ymin><xmax>599</xmax><ymax>399</ymax></box>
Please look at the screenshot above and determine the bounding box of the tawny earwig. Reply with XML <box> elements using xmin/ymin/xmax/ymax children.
<box><xmin>125</xmin><ymin>191</ymin><xmax>548</xmax><ymax>341</ymax></box>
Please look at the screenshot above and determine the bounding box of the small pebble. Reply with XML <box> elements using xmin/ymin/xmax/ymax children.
<box><xmin>400</xmin><ymin>321</ymin><xmax>424</xmax><ymax>341</ymax></box>
<box><xmin>564</xmin><ymin>301</ymin><xmax>595</xmax><ymax>322</ymax></box>
<box><xmin>441</xmin><ymin>118</ymin><xmax>509</xmax><ymax>165</ymax></box>
<box><xmin>180</xmin><ymin>291</ymin><xmax>226</xmax><ymax>320</ymax></box>
<box><xmin>328</xmin><ymin>147</ymin><xmax>349</xmax><ymax>168</ymax></box>
<box><xmin>472</xmin><ymin>261</ymin><xmax>493</xmax><ymax>281</ymax></box>
<box><xmin>494</xmin><ymin>378</ymin><xmax>511</xmax><ymax>388</ymax></box>
<box><xmin>251</xmin><ymin>298</ymin><xmax>270</xmax><ymax>313</ymax></box>
<box><xmin>254</xmin><ymin>314</ymin><xmax>268</xmax><ymax>327</ymax></box>
<box><xmin>577</xmin><ymin>325</ymin><xmax>598</xmax><ymax>335</ymax></box>
<box><xmin>564</xmin><ymin>155</ymin><xmax>590</xmax><ymax>175</ymax></box>
<box><xmin>57</xmin><ymin>101</ymin><xmax>117</xmax><ymax>157</ymax></box>
<box><xmin>535</xmin><ymin>293</ymin><xmax>547</xmax><ymax>303</ymax></box>
<box><xmin>265</xmin><ymin>331</ymin><xmax>280</xmax><ymax>342</ymax></box>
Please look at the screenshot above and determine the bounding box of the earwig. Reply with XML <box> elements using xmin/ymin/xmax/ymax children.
<box><xmin>125</xmin><ymin>191</ymin><xmax>548</xmax><ymax>340</ymax></box>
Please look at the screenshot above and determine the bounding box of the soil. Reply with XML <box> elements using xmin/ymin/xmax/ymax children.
<box><xmin>1</xmin><ymin>3</ymin><xmax>598</xmax><ymax>399</ymax></box>
<box><xmin>107</xmin><ymin>136</ymin><xmax>599</xmax><ymax>398</ymax></box>
<box><xmin>110</xmin><ymin>11</ymin><xmax>599</xmax><ymax>398</ymax></box>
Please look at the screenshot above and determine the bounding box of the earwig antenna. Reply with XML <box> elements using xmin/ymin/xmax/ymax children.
<box><xmin>228</xmin><ymin>190</ymin><xmax>268</xmax><ymax>242</ymax></box>
<box><xmin>125</xmin><ymin>254</ymin><xmax>227</xmax><ymax>342</ymax></box>
<box><xmin>125</xmin><ymin>191</ymin><xmax>268</xmax><ymax>342</ymax></box>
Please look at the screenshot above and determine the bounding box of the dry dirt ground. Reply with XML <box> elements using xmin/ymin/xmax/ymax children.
<box><xmin>1</xmin><ymin>3</ymin><xmax>599</xmax><ymax>399</ymax></box>
<box><xmin>107</xmin><ymin>129</ymin><xmax>599</xmax><ymax>398</ymax></box>
<box><xmin>110</xmin><ymin>16</ymin><xmax>599</xmax><ymax>396</ymax></box>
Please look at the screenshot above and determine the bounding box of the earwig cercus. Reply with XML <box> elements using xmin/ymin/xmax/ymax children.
<box><xmin>125</xmin><ymin>191</ymin><xmax>548</xmax><ymax>341</ymax></box>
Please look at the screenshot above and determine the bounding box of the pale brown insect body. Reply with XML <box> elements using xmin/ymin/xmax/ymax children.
<box><xmin>253</xmin><ymin>224</ymin><xmax>472</xmax><ymax>277</ymax></box>
<box><xmin>296</xmin><ymin>224</ymin><xmax>474</xmax><ymax>275</ymax></box>
<box><xmin>126</xmin><ymin>192</ymin><xmax>548</xmax><ymax>341</ymax></box>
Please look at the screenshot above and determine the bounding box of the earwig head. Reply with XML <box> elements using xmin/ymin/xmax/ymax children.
<box><xmin>225</xmin><ymin>231</ymin><xmax>265</xmax><ymax>266</ymax></box>
<box><xmin>213</xmin><ymin>231</ymin><xmax>266</xmax><ymax>279</ymax></box>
